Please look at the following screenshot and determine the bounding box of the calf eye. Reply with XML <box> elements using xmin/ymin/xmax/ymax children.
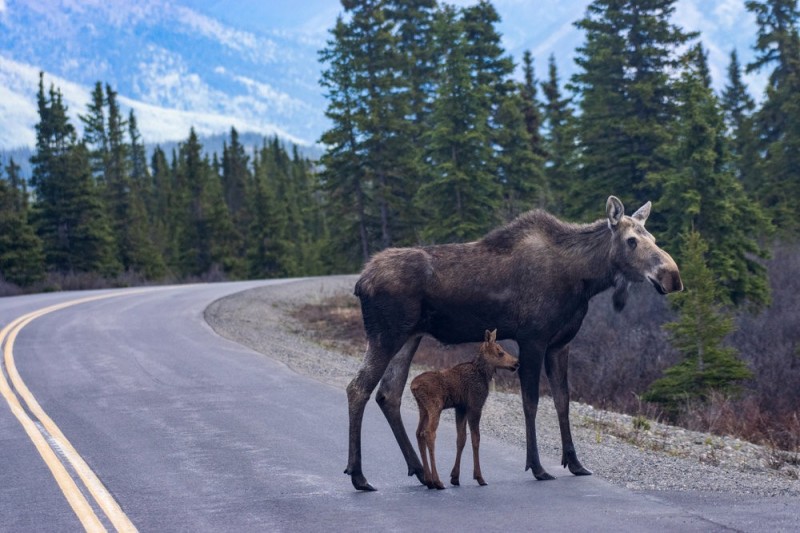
<box><xmin>627</xmin><ymin>237</ymin><xmax>637</xmax><ymax>249</ymax></box>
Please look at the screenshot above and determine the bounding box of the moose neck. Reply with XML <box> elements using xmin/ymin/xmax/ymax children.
<box><xmin>549</xmin><ymin>217</ymin><xmax>619</xmax><ymax>297</ymax></box>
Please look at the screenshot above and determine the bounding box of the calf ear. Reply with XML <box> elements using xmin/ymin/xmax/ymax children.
<box><xmin>484</xmin><ymin>329</ymin><xmax>492</xmax><ymax>342</ymax></box>
<box><xmin>489</xmin><ymin>329</ymin><xmax>497</xmax><ymax>342</ymax></box>
<box><xmin>606</xmin><ymin>196</ymin><xmax>624</xmax><ymax>227</ymax></box>
<box><xmin>631</xmin><ymin>201</ymin><xmax>651</xmax><ymax>224</ymax></box>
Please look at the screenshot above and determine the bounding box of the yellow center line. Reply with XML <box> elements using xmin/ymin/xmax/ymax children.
<box><xmin>1</xmin><ymin>290</ymin><xmax>154</xmax><ymax>533</ymax></box>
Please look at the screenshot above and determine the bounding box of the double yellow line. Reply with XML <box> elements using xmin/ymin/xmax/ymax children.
<box><xmin>0</xmin><ymin>292</ymin><xmax>141</xmax><ymax>532</ymax></box>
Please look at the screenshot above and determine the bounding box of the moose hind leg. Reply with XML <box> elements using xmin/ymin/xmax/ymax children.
<box><xmin>545</xmin><ymin>346</ymin><xmax>591</xmax><ymax>476</ymax></box>
<box><xmin>345</xmin><ymin>341</ymin><xmax>395</xmax><ymax>491</ymax></box>
<box><xmin>375</xmin><ymin>334</ymin><xmax>425</xmax><ymax>483</ymax></box>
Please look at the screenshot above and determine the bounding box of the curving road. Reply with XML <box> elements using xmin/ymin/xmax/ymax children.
<box><xmin>0</xmin><ymin>281</ymin><xmax>794</xmax><ymax>532</ymax></box>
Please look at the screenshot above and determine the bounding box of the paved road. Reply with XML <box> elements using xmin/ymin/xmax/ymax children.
<box><xmin>0</xmin><ymin>281</ymin><xmax>795</xmax><ymax>532</ymax></box>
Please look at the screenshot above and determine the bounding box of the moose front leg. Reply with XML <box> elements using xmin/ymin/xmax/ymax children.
<box><xmin>517</xmin><ymin>343</ymin><xmax>553</xmax><ymax>480</ymax></box>
<box><xmin>545</xmin><ymin>345</ymin><xmax>591</xmax><ymax>476</ymax></box>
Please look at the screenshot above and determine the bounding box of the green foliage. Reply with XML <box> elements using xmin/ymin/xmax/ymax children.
<box><xmin>644</xmin><ymin>231</ymin><xmax>753</xmax><ymax>410</ymax></box>
<box><xmin>571</xmin><ymin>0</ymin><xmax>696</xmax><ymax>219</ymax></box>
<box><xmin>746</xmin><ymin>0</ymin><xmax>800</xmax><ymax>232</ymax></box>
<box><xmin>650</xmin><ymin>45</ymin><xmax>772</xmax><ymax>307</ymax></box>
<box><xmin>0</xmin><ymin>160</ymin><xmax>44</xmax><ymax>286</ymax></box>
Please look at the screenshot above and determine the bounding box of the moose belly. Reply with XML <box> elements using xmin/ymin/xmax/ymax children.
<box><xmin>420</xmin><ymin>298</ymin><xmax>517</xmax><ymax>344</ymax></box>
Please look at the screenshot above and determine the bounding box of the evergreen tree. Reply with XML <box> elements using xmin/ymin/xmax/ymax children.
<box><xmin>721</xmin><ymin>50</ymin><xmax>759</xmax><ymax>195</ymax></box>
<box><xmin>571</xmin><ymin>0</ymin><xmax>695</xmax><ymax>219</ymax></box>
<box><xmin>79</xmin><ymin>82</ymin><xmax>108</xmax><ymax>181</ymax></box>
<box><xmin>541</xmin><ymin>54</ymin><xmax>577</xmax><ymax>216</ymax></box>
<box><xmin>650</xmin><ymin>45</ymin><xmax>771</xmax><ymax>307</ymax></box>
<box><xmin>746</xmin><ymin>0</ymin><xmax>800</xmax><ymax>231</ymax></box>
<box><xmin>520</xmin><ymin>50</ymin><xmax>545</xmax><ymax>159</ymax></box>
<box><xmin>644</xmin><ymin>231</ymin><xmax>753</xmax><ymax>410</ymax></box>
<box><xmin>416</xmin><ymin>4</ymin><xmax>501</xmax><ymax>242</ymax></box>
<box><xmin>319</xmin><ymin>15</ymin><xmax>374</xmax><ymax>268</ymax></box>
<box><xmin>0</xmin><ymin>161</ymin><xmax>44</xmax><ymax>286</ymax></box>
<box><xmin>174</xmin><ymin>129</ymin><xmax>238</xmax><ymax>278</ymax></box>
<box><xmin>30</xmin><ymin>73</ymin><xmax>119</xmax><ymax>276</ymax></box>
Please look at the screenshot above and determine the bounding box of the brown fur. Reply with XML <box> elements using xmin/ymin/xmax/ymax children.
<box><xmin>411</xmin><ymin>329</ymin><xmax>519</xmax><ymax>489</ymax></box>
<box><xmin>345</xmin><ymin>196</ymin><xmax>682</xmax><ymax>491</ymax></box>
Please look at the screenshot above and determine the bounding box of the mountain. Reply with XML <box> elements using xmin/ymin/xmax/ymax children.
<box><xmin>0</xmin><ymin>0</ymin><xmax>765</xmax><ymax>155</ymax></box>
<box><xmin>0</xmin><ymin>0</ymin><xmax>327</xmax><ymax>151</ymax></box>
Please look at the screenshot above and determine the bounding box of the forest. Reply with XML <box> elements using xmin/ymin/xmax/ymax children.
<box><xmin>1</xmin><ymin>0</ymin><xmax>798</xmax><ymax>450</ymax></box>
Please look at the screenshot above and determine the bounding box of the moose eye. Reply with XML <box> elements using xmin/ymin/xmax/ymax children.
<box><xmin>626</xmin><ymin>237</ymin><xmax>637</xmax><ymax>249</ymax></box>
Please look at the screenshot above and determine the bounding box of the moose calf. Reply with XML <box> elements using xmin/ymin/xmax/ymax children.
<box><xmin>410</xmin><ymin>329</ymin><xmax>519</xmax><ymax>489</ymax></box>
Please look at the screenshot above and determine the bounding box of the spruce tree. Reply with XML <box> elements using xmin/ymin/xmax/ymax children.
<box><xmin>541</xmin><ymin>54</ymin><xmax>577</xmax><ymax>216</ymax></box>
<box><xmin>650</xmin><ymin>45</ymin><xmax>771</xmax><ymax>307</ymax></box>
<box><xmin>30</xmin><ymin>74</ymin><xmax>119</xmax><ymax>276</ymax></box>
<box><xmin>319</xmin><ymin>15</ymin><xmax>374</xmax><ymax>269</ymax></box>
<box><xmin>644</xmin><ymin>230</ymin><xmax>753</xmax><ymax>410</ymax></box>
<box><xmin>416</xmin><ymin>4</ymin><xmax>501</xmax><ymax>242</ymax></box>
<box><xmin>721</xmin><ymin>50</ymin><xmax>759</xmax><ymax>196</ymax></box>
<box><xmin>0</xmin><ymin>160</ymin><xmax>44</xmax><ymax>286</ymax></box>
<box><xmin>571</xmin><ymin>0</ymin><xmax>695</xmax><ymax>219</ymax></box>
<box><xmin>746</xmin><ymin>0</ymin><xmax>800</xmax><ymax>231</ymax></box>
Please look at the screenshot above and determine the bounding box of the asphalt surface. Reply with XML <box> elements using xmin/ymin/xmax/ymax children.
<box><xmin>0</xmin><ymin>281</ymin><xmax>795</xmax><ymax>532</ymax></box>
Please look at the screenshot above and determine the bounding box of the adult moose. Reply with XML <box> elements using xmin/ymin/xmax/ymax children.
<box><xmin>345</xmin><ymin>196</ymin><xmax>683</xmax><ymax>491</ymax></box>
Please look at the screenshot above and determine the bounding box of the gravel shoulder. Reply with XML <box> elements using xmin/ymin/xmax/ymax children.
<box><xmin>205</xmin><ymin>276</ymin><xmax>800</xmax><ymax>498</ymax></box>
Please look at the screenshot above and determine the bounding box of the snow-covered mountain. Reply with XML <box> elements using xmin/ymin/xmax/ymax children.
<box><xmin>0</xmin><ymin>0</ymin><xmax>326</xmax><ymax>150</ymax></box>
<box><xmin>0</xmin><ymin>0</ymin><xmax>764</xmax><ymax>153</ymax></box>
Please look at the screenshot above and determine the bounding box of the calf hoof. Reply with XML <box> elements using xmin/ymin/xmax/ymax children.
<box><xmin>476</xmin><ymin>477</ymin><xmax>487</xmax><ymax>486</ymax></box>
<box><xmin>450</xmin><ymin>476</ymin><xmax>460</xmax><ymax>486</ymax></box>
<box><xmin>433</xmin><ymin>480</ymin><xmax>445</xmax><ymax>490</ymax></box>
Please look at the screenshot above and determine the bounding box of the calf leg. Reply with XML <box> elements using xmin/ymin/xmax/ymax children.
<box><xmin>345</xmin><ymin>341</ymin><xmax>395</xmax><ymax>491</ymax></box>
<box><xmin>518</xmin><ymin>343</ymin><xmax>553</xmax><ymax>480</ymax></box>
<box><xmin>449</xmin><ymin>407</ymin><xmax>467</xmax><ymax>486</ymax></box>
<box><xmin>375</xmin><ymin>335</ymin><xmax>424</xmax><ymax>483</ymax></box>
<box><xmin>415</xmin><ymin>408</ymin><xmax>433</xmax><ymax>489</ymax></box>
<box><xmin>545</xmin><ymin>346</ymin><xmax>591</xmax><ymax>476</ymax></box>
<box><xmin>468</xmin><ymin>411</ymin><xmax>486</xmax><ymax>486</ymax></box>
<box><xmin>423</xmin><ymin>409</ymin><xmax>445</xmax><ymax>490</ymax></box>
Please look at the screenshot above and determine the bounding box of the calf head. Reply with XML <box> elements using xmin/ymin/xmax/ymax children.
<box><xmin>606</xmin><ymin>196</ymin><xmax>683</xmax><ymax>310</ymax></box>
<box><xmin>480</xmin><ymin>329</ymin><xmax>520</xmax><ymax>372</ymax></box>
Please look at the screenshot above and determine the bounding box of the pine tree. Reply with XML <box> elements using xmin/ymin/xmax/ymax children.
<box><xmin>571</xmin><ymin>0</ymin><xmax>695</xmax><ymax>220</ymax></box>
<box><xmin>79</xmin><ymin>82</ymin><xmax>108</xmax><ymax>181</ymax></box>
<box><xmin>541</xmin><ymin>54</ymin><xmax>577</xmax><ymax>216</ymax></box>
<box><xmin>721</xmin><ymin>50</ymin><xmax>759</xmax><ymax>196</ymax></box>
<box><xmin>644</xmin><ymin>230</ymin><xmax>753</xmax><ymax>410</ymax></box>
<box><xmin>174</xmin><ymin>129</ymin><xmax>237</xmax><ymax>278</ymax></box>
<box><xmin>0</xmin><ymin>160</ymin><xmax>44</xmax><ymax>286</ymax></box>
<box><xmin>650</xmin><ymin>45</ymin><xmax>771</xmax><ymax>307</ymax></box>
<box><xmin>30</xmin><ymin>74</ymin><xmax>119</xmax><ymax>276</ymax></box>
<box><xmin>416</xmin><ymin>4</ymin><xmax>501</xmax><ymax>242</ymax></box>
<box><xmin>319</xmin><ymin>15</ymin><xmax>374</xmax><ymax>269</ymax></box>
<box><xmin>745</xmin><ymin>0</ymin><xmax>800</xmax><ymax>231</ymax></box>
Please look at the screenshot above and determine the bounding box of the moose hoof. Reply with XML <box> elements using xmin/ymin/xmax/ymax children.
<box><xmin>533</xmin><ymin>470</ymin><xmax>555</xmax><ymax>481</ymax></box>
<box><xmin>450</xmin><ymin>476</ymin><xmax>460</xmax><ymax>486</ymax></box>
<box><xmin>409</xmin><ymin>465</ymin><xmax>425</xmax><ymax>484</ymax></box>
<box><xmin>433</xmin><ymin>481</ymin><xmax>445</xmax><ymax>490</ymax></box>
<box><xmin>476</xmin><ymin>477</ymin><xmax>487</xmax><ymax>486</ymax></box>
<box><xmin>348</xmin><ymin>473</ymin><xmax>377</xmax><ymax>492</ymax></box>
<box><xmin>570</xmin><ymin>464</ymin><xmax>593</xmax><ymax>476</ymax></box>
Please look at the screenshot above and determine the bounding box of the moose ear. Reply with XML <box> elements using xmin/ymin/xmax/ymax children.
<box><xmin>631</xmin><ymin>201</ymin><xmax>651</xmax><ymax>224</ymax></box>
<box><xmin>484</xmin><ymin>329</ymin><xmax>492</xmax><ymax>342</ymax></box>
<box><xmin>606</xmin><ymin>196</ymin><xmax>624</xmax><ymax>227</ymax></box>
